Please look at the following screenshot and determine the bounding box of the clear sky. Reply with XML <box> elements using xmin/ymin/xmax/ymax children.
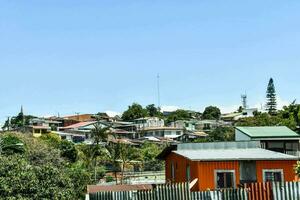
<box><xmin>1</xmin><ymin>0</ymin><xmax>300</xmax><ymax>123</ymax></box>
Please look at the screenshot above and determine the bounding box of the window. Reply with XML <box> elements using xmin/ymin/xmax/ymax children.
<box><xmin>215</xmin><ymin>170</ymin><xmax>235</xmax><ymax>189</ymax></box>
<box><xmin>176</xmin><ymin>131</ymin><xmax>181</xmax><ymax>135</ymax></box>
<box><xmin>186</xmin><ymin>165</ymin><xmax>191</xmax><ymax>182</ymax></box>
<box><xmin>171</xmin><ymin>162</ymin><xmax>175</xmax><ymax>180</ymax></box>
<box><xmin>263</xmin><ymin>169</ymin><xmax>283</xmax><ymax>182</ymax></box>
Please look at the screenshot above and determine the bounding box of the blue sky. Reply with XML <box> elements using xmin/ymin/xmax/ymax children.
<box><xmin>1</xmin><ymin>0</ymin><xmax>300</xmax><ymax>123</ymax></box>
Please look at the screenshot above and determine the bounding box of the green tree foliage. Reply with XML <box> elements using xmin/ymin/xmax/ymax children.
<box><xmin>122</xmin><ymin>103</ymin><xmax>148</xmax><ymax>121</ymax></box>
<box><xmin>0</xmin><ymin>133</ymin><xmax>90</xmax><ymax>199</ymax></box>
<box><xmin>166</xmin><ymin>109</ymin><xmax>191</xmax><ymax>124</ymax></box>
<box><xmin>236</xmin><ymin>112</ymin><xmax>297</xmax><ymax>130</ymax></box>
<box><xmin>106</xmin><ymin>143</ymin><xmax>122</xmax><ymax>184</ymax></box>
<box><xmin>2</xmin><ymin>109</ymin><xmax>36</xmax><ymax>131</ymax></box>
<box><xmin>116</xmin><ymin>143</ymin><xmax>142</xmax><ymax>184</ymax></box>
<box><xmin>279</xmin><ymin>101</ymin><xmax>300</xmax><ymax>130</ymax></box>
<box><xmin>91</xmin><ymin>124</ymin><xmax>112</xmax><ymax>145</ymax></box>
<box><xmin>295</xmin><ymin>161</ymin><xmax>300</xmax><ymax>176</ymax></box>
<box><xmin>60</xmin><ymin>140</ymin><xmax>78</xmax><ymax>163</ymax></box>
<box><xmin>40</xmin><ymin>133</ymin><xmax>61</xmax><ymax>148</ymax></box>
<box><xmin>0</xmin><ymin>134</ymin><xmax>25</xmax><ymax>155</ymax></box>
<box><xmin>266</xmin><ymin>78</ymin><xmax>277</xmax><ymax>115</ymax></box>
<box><xmin>140</xmin><ymin>142</ymin><xmax>164</xmax><ymax>171</ymax></box>
<box><xmin>194</xmin><ymin>127</ymin><xmax>235</xmax><ymax>143</ymax></box>
<box><xmin>202</xmin><ymin>106</ymin><xmax>221</xmax><ymax>120</ymax></box>
<box><xmin>146</xmin><ymin>104</ymin><xmax>162</xmax><ymax>117</ymax></box>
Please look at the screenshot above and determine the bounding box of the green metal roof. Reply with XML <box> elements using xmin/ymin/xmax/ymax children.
<box><xmin>236</xmin><ymin>126</ymin><xmax>300</xmax><ymax>138</ymax></box>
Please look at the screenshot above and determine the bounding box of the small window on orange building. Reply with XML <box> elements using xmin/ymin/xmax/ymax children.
<box><xmin>215</xmin><ymin>170</ymin><xmax>235</xmax><ymax>189</ymax></box>
<box><xmin>263</xmin><ymin>169</ymin><xmax>283</xmax><ymax>182</ymax></box>
<box><xmin>186</xmin><ymin>165</ymin><xmax>191</xmax><ymax>182</ymax></box>
<box><xmin>171</xmin><ymin>162</ymin><xmax>175</xmax><ymax>180</ymax></box>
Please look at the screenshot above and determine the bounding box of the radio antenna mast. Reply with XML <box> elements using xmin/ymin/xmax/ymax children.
<box><xmin>157</xmin><ymin>74</ymin><xmax>161</xmax><ymax>109</ymax></box>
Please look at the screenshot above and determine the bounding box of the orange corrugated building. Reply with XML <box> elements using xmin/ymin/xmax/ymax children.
<box><xmin>158</xmin><ymin>141</ymin><xmax>298</xmax><ymax>191</ymax></box>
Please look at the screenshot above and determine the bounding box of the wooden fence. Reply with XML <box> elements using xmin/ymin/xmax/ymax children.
<box><xmin>88</xmin><ymin>181</ymin><xmax>300</xmax><ymax>200</ymax></box>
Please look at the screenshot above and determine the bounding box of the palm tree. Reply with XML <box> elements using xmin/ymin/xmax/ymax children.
<box><xmin>90</xmin><ymin>123</ymin><xmax>111</xmax><ymax>145</ymax></box>
<box><xmin>90</xmin><ymin>122</ymin><xmax>114</xmax><ymax>183</ymax></box>
<box><xmin>106</xmin><ymin>143</ymin><xmax>121</xmax><ymax>184</ymax></box>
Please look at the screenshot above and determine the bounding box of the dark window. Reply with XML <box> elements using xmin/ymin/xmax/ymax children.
<box><xmin>216</xmin><ymin>171</ymin><xmax>235</xmax><ymax>189</ymax></box>
<box><xmin>171</xmin><ymin>162</ymin><xmax>175</xmax><ymax>180</ymax></box>
<box><xmin>264</xmin><ymin>170</ymin><xmax>283</xmax><ymax>182</ymax></box>
<box><xmin>186</xmin><ymin>165</ymin><xmax>191</xmax><ymax>182</ymax></box>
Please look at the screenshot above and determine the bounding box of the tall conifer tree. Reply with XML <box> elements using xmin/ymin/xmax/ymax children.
<box><xmin>266</xmin><ymin>78</ymin><xmax>277</xmax><ymax>115</ymax></box>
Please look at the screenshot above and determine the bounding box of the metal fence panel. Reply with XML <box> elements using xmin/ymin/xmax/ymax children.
<box><xmin>89</xmin><ymin>181</ymin><xmax>300</xmax><ymax>200</ymax></box>
<box><xmin>272</xmin><ymin>182</ymin><xmax>300</xmax><ymax>200</ymax></box>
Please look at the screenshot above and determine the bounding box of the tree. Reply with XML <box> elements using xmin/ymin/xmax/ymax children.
<box><xmin>0</xmin><ymin>134</ymin><xmax>25</xmax><ymax>155</ymax></box>
<box><xmin>266</xmin><ymin>78</ymin><xmax>277</xmax><ymax>115</ymax></box>
<box><xmin>90</xmin><ymin>123</ymin><xmax>113</xmax><ymax>183</ymax></box>
<box><xmin>235</xmin><ymin>112</ymin><xmax>297</xmax><ymax>130</ymax></box>
<box><xmin>91</xmin><ymin>123</ymin><xmax>111</xmax><ymax>145</ymax></box>
<box><xmin>280</xmin><ymin>100</ymin><xmax>300</xmax><ymax>127</ymax></box>
<box><xmin>0</xmin><ymin>133</ymin><xmax>90</xmax><ymax>199</ymax></box>
<box><xmin>60</xmin><ymin>140</ymin><xmax>78</xmax><ymax>163</ymax></box>
<box><xmin>166</xmin><ymin>109</ymin><xmax>191</xmax><ymax>124</ymax></box>
<box><xmin>146</xmin><ymin>104</ymin><xmax>162</xmax><ymax>117</ymax></box>
<box><xmin>106</xmin><ymin>143</ymin><xmax>122</xmax><ymax>184</ymax></box>
<box><xmin>202</xmin><ymin>106</ymin><xmax>221</xmax><ymax>120</ymax></box>
<box><xmin>194</xmin><ymin>127</ymin><xmax>235</xmax><ymax>142</ymax></box>
<box><xmin>122</xmin><ymin>103</ymin><xmax>148</xmax><ymax>121</ymax></box>
<box><xmin>140</xmin><ymin>142</ymin><xmax>164</xmax><ymax>171</ymax></box>
<box><xmin>118</xmin><ymin>143</ymin><xmax>141</xmax><ymax>184</ymax></box>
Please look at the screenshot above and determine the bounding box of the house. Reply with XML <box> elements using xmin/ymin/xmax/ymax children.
<box><xmin>27</xmin><ymin>118</ymin><xmax>62</xmax><ymax>137</ymax></box>
<box><xmin>221</xmin><ymin>108</ymin><xmax>258</xmax><ymax>123</ymax></box>
<box><xmin>134</xmin><ymin>117</ymin><xmax>165</xmax><ymax>130</ymax></box>
<box><xmin>111</xmin><ymin>121</ymin><xmax>138</xmax><ymax>139</ymax></box>
<box><xmin>235</xmin><ymin>126</ymin><xmax>300</xmax><ymax>156</ymax></box>
<box><xmin>59</xmin><ymin>121</ymin><xmax>109</xmax><ymax>144</ymax></box>
<box><xmin>176</xmin><ymin>131</ymin><xmax>208</xmax><ymax>142</ymax></box>
<box><xmin>173</xmin><ymin>119</ymin><xmax>229</xmax><ymax>132</ymax></box>
<box><xmin>172</xmin><ymin>120</ymin><xmax>197</xmax><ymax>131</ymax></box>
<box><xmin>140</xmin><ymin>127</ymin><xmax>185</xmax><ymax>139</ymax></box>
<box><xmin>158</xmin><ymin>141</ymin><xmax>298</xmax><ymax>191</ymax></box>
<box><xmin>63</xmin><ymin>114</ymin><xmax>94</xmax><ymax>122</ymax></box>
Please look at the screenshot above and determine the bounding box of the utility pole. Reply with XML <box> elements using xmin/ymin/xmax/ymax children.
<box><xmin>75</xmin><ymin>112</ymin><xmax>80</xmax><ymax>121</ymax></box>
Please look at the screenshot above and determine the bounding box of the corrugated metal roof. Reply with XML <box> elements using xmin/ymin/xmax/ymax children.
<box><xmin>177</xmin><ymin>141</ymin><xmax>260</xmax><ymax>150</ymax></box>
<box><xmin>174</xmin><ymin>148</ymin><xmax>298</xmax><ymax>161</ymax></box>
<box><xmin>236</xmin><ymin>126</ymin><xmax>300</xmax><ymax>138</ymax></box>
<box><xmin>62</xmin><ymin>121</ymin><xmax>97</xmax><ymax>129</ymax></box>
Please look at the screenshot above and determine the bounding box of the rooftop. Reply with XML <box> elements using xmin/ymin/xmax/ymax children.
<box><xmin>162</xmin><ymin>141</ymin><xmax>298</xmax><ymax>161</ymax></box>
<box><xmin>236</xmin><ymin>126</ymin><xmax>300</xmax><ymax>138</ymax></box>
<box><xmin>62</xmin><ymin>121</ymin><xmax>97</xmax><ymax>129</ymax></box>
<box><xmin>174</xmin><ymin>148</ymin><xmax>297</xmax><ymax>161</ymax></box>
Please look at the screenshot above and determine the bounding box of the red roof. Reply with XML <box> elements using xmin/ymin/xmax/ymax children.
<box><xmin>62</xmin><ymin>121</ymin><xmax>97</xmax><ymax>129</ymax></box>
<box><xmin>87</xmin><ymin>184</ymin><xmax>153</xmax><ymax>193</ymax></box>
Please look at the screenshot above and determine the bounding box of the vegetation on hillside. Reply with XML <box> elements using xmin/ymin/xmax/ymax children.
<box><xmin>0</xmin><ymin>130</ymin><xmax>165</xmax><ymax>199</ymax></box>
